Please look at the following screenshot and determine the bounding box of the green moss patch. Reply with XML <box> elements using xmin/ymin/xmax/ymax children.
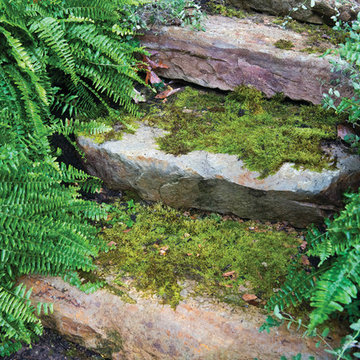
<box><xmin>144</xmin><ymin>86</ymin><xmax>339</xmax><ymax>177</ymax></box>
<box><xmin>207</xmin><ymin>1</ymin><xmax>247</xmax><ymax>18</ymax></box>
<box><xmin>94</xmin><ymin>201</ymin><xmax>302</xmax><ymax>308</ymax></box>
<box><xmin>274</xmin><ymin>39</ymin><xmax>294</xmax><ymax>50</ymax></box>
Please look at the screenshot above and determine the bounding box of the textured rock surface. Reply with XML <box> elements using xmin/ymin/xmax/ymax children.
<box><xmin>78</xmin><ymin>124</ymin><xmax>360</xmax><ymax>228</ymax></box>
<box><xmin>229</xmin><ymin>0</ymin><xmax>360</xmax><ymax>24</ymax></box>
<box><xmin>140</xmin><ymin>15</ymin><xmax>352</xmax><ymax>104</ymax></box>
<box><xmin>23</xmin><ymin>275</ymin><xmax>336</xmax><ymax>360</ymax></box>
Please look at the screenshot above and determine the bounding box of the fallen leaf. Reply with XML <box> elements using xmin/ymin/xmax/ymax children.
<box><xmin>301</xmin><ymin>255</ymin><xmax>311</xmax><ymax>266</ymax></box>
<box><xmin>123</xmin><ymin>229</ymin><xmax>131</xmax><ymax>233</ymax></box>
<box><xmin>145</xmin><ymin>70</ymin><xmax>162</xmax><ymax>85</ymax></box>
<box><xmin>155</xmin><ymin>87</ymin><xmax>181</xmax><ymax>99</ymax></box>
<box><xmin>337</xmin><ymin>124</ymin><xmax>356</xmax><ymax>140</ymax></box>
<box><xmin>222</xmin><ymin>270</ymin><xmax>236</xmax><ymax>277</ymax></box>
<box><xmin>242</xmin><ymin>294</ymin><xmax>258</xmax><ymax>302</ymax></box>
<box><xmin>223</xmin><ymin>284</ymin><xmax>233</xmax><ymax>288</ymax></box>
<box><xmin>143</xmin><ymin>55</ymin><xmax>169</xmax><ymax>70</ymax></box>
<box><xmin>107</xmin><ymin>241</ymin><xmax>117</xmax><ymax>247</ymax></box>
<box><xmin>300</xmin><ymin>241</ymin><xmax>307</xmax><ymax>250</ymax></box>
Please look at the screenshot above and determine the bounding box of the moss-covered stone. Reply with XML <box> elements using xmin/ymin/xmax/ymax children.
<box><xmin>92</xmin><ymin>201</ymin><xmax>303</xmax><ymax>308</ymax></box>
<box><xmin>144</xmin><ymin>86</ymin><xmax>339</xmax><ymax>176</ymax></box>
<box><xmin>85</xmin><ymin>85</ymin><xmax>342</xmax><ymax>177</ymax></box>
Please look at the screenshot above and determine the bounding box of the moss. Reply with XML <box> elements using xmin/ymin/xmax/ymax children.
<box><xmin>274</xmin><ymin>39</ymin><xmax>295</xmax><ymax>50</ymax></box>
<box><xmin>272</xmin><ymin>18</ymin><xmax>347</xmax><ymax>54</ymax></box>
<box><xmin>78</xmin><ymin>111</ymin><xmax>139</xmax><ymax>144</ymax></box>
<box><xmin>86</xmin><ymin>85</ymin><xmax>341</xmax><ymax>176</ymax></box>
<box><xmin>95</xmin><ymin>201</ymin><xmax>303</xmax><ymax>308</ymax></box>
<box><xmin>207</xmin><ymin>1</ymin><xmax>247</xmax><ymax>18</ymax></box>
<box><xmin>142</xmin><ymin>86</ymin><xmax>339</xmax><ymax>177</ymax></box>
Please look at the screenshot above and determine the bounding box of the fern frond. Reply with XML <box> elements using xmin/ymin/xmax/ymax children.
<box><xmin>309</xmin><ymin>247</ymin><xmax>360</xmax><ymax>329</ymax></box>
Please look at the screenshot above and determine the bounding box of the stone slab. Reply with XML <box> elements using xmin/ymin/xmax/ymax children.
<box><xmin>140</xmin><ymin>15</ymin><xmax>352</xmax><ymax>104</ymax></box>
<box><xmin>78</xmin><ymin>124</ymin><xmax>360</xmax><ymax>228</ymax></box>
<box><xmin>23</xmin><ymin>275</ymin><xmax>336</xmax><ymax>360</ymax></box>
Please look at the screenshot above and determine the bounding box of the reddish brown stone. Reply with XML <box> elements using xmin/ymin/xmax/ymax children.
<box><xmin>140</xmin><ymin>15</ymin><xmax>352</xmax><ymax>104</ymax></box>
<box><xmin>22</xmin><ymin>275</ymin><xmax>338</xmax><ymax>360</ymax></box>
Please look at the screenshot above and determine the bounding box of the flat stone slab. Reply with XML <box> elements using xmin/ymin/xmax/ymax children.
<box><xmin>140</xmin><ymin>15</ymin><xmax>352</xmax><ymax>104</ymax></box>
<box><xmin>23</xmin><ymin>275</ymin><xmax>336</xmax><ymax>360</ymax></box>
<box><xmin>78</xmin><ymin>124</ymin><xmax>360</xmax><ymax>228</ymax></box>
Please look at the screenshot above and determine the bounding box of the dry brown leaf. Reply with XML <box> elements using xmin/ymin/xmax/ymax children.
<box><xmin>155</xmin><ymin>87</ymin><xmax>181</xmax><ymax>99</ymax></box>
<box><xmin>107</xmin><ymin>241</ymin><xmax>117</xmax><ymax>247</ymax></box>
<box><xmin>337</xmin><ymin>124</ymin><xmax>356</xmax><ymax>140</ymax></box>
<box><xmin>145</xmin><ymin>70</ymin><xmax>162</xmax><ymax>85</ymax></box>
<box><xmin>301</xmin><ymin>255</ymin><xmax>311</xmax><ymax>266</ymax></box>
<box><xmin>222</xmin><ymin>270</ymin><xmax>236</xmax><ymax>277</ymax></box>
<box><xmin>242</xmin><ymin>294</ymin><xmax>258</xmax><ymax>302</ymax></box>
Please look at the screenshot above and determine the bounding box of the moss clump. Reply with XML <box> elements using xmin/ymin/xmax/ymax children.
<box><xmin>143</xmin><ymin>86</ymin><xmax>339</xmax><ymax>177</ymax></box>
<box><xmin>207</xmin><ymin>1</ymin><xmax>247</xmax><ymax>18</ymax></box>
<box><xmin>96</xmin><ymin>201</ymin><xmax>302</xmax><ymax>308</ymax></box>
<box><xmin>274</xmin><ymin>39</ymin><xmax>295</xmax><ymax>50</ymax></box>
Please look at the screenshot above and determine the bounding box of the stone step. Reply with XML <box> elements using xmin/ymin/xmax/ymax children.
<box><xmin>23</xmin><ymin>275</ymin><xmax>336</xmax><ymax>360</ymax></box>
<box><xmin>140</xmin><ymin>15</ymin><xmax>352</xmax><ymax>104</ymax></box>
<box><xmin>78</xmin><ymin>124</ymin><xmax>360</xmax><ymax>228</ymax></box>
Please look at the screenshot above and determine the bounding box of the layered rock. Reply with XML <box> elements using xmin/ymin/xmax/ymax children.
<box><xmin>78</xmin><ymin>124</ymin><xmax>360</xmax><ymax>228</ymax></box>
<box><xmin>140</xmin><ymin>15</ymin><xmax>352</xmax><ymax>104</ymax></box>
<box><xmin>229</xmin><ymin>0</ymin><xmax>360</xmax><ymax>24</ymax></box>
<box><xmin>23</xmin><ymin>275</ymin><xmax>336</xmax><ymax>360</ymax></box>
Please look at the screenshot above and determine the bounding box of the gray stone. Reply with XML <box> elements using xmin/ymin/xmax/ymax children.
<box><xmin>228</xmin><ymin>0</ymin><xmax>360</xmax><ymax>24</ymax></box>
<box><xmin>23</xmin><ymin>275</ymin><xmax>337</xmax><ymax>359</ymax></box>
<box><xmin>78</xmin><ymin>124</ymin><xmax>360</xmax><ymax>228</ymax></box>
<box><xmin>140</xmin><ymin>15</ymin><xmax>352</xmax><ymax>104</ymax></box>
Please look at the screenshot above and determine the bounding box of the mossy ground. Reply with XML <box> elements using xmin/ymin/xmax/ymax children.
<box><xmin>142</xmin><ymin>86</ymin><xmax>339</xmax><ymax>177</ymax></box>
<box><xmin>90</xmin><ymin>200</ymin><xmax>303</xmax><ymax>308</ymax></box>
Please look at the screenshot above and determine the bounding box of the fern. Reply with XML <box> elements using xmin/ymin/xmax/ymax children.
<box><xmin>268</xmin><ymin>191</ymin><xmax>360</xmax><ymax>331</ymax></box>
<box><xmin>1</xmin><ymin>0</ymin><xmax>145</xmax><ymax>121</ymax></box>
<box><xmin>0</xmin><ymin>0</ymin><xmax>146</xmax><ymax>355</ymax></box>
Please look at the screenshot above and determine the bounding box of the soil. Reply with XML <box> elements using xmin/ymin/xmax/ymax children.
<box><xmin>4</xmin><ymin>328</ymin><xmax>106</xmax><ymax>360</ymax></box>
